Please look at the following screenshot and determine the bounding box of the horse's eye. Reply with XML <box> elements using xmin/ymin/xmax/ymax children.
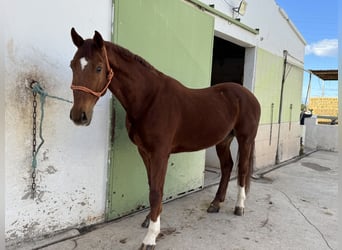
<box><xmin>96</xmin><ymin>66</ymin><xmax>102</xmax><ymax>73</ymax></box>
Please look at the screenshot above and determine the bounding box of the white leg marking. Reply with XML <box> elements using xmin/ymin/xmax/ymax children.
<box><xmin>80</xmin><ymin>57</ymin><xmax>88</xmax><ymax>71</ymax></box>
<box><xmin>142</xmin><ymin>215</ymin><xmax>160</xmax><ymax>246</ymax></box>
<box><xmin>236</xmin><ymin>186</ymin><xmax>246</xmax><ymax>208</ymax></box>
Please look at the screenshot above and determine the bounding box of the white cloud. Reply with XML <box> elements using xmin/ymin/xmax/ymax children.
<box><xmin>305</xmin><ymin>39</ymin><xmax>338</xmax><ymax>57</ymax></box>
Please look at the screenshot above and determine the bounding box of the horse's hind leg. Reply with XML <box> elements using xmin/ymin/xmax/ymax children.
<box><xmin>234</xmin><ymin>139</ymin><xmax>254</xmax><ymax>216</ymax></box>
<box><xmin>207</xmin><ymin>133</ymin><xmax>234</xmax><ymax>213</ymax></box>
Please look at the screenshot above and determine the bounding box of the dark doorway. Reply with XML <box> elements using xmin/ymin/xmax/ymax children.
<box><xmin>211</xmin><ymin>36</ymin><xmax>245</xmax><ymax>86</ymax></box>
<box><xmin>205</xmin><ymin>36</ymin><xmax>245</xmax><ymax>187</ymax></box>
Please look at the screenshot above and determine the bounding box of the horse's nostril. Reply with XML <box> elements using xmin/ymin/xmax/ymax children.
<box><xmin>81</xmin><ymin>112</ymin><xmax>87</xmax><ymax>122</ymax></box>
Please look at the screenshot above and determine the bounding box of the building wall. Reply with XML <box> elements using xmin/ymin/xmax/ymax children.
<box><xmin>202</xmin><ymin>0</ymin><xmax>305</xmax><ymax>168</ymax></box>
<box><xmin>253</xmin><ymin>48</ymin><xmax>303</xmax><ymax>166</ymax></box>
<box><xmin>254</xmin><ymin>48</ymin><xmax>284</xmax><ymax>124</ymax></box>
<box><xmin>199</xmin><ymin>0</ymin><xmax>305</xmax><ymax>57</ymax></box>
<box><xmin>4</xmin><ymin>0</ymin><xmax>112</xmax><ymax>244</ymax></box>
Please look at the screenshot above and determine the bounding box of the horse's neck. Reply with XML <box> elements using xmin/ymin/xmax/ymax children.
<box><xmin>107</xmin><ymin>43</ymin><xmax>160</xmax><ymax>120</ymax></box>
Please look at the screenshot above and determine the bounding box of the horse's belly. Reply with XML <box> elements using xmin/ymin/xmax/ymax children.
<box><xmin>171</xmin><ymin>125</ymin><xmax>231</xmax><ymax>153</ymax></box>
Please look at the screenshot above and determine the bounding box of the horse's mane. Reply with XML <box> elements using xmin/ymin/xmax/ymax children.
<box><xmin>112</xmin><ymin>43</ymin><xmax>161</xmax><ymax>75</ymax></box>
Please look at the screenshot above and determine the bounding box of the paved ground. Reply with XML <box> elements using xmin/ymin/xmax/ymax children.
<box><xmin>13</xmin><ymin>151</ymin><xmax>338</xmax><ymax>250</ymax></box>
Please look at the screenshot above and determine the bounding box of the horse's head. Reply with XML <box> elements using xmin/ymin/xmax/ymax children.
<box><xmin>69</xmin><ymin>28</ymin><xmax>113</xmax><ymax>126</ymax></box>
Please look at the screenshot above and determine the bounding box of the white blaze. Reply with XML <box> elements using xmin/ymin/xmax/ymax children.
<box><xmin>80</xmin><ymin>57</ymin><xmax>88</xmax><ymax>71</ymax></box>
<box><xmin>142</xmin><ymin>215</ymin><xmax>160</xmax><ymax>246</ymax></box>
<box><xmin>236</xmin><ymin>186</ymin><xmax>246</xmax><ymax>208</ymax></box>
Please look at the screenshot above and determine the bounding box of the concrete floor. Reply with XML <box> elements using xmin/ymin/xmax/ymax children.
<box><xmin>13</xmin><ymin>151</ymin><xmax>338</xmax><ymax>250</ymax></box>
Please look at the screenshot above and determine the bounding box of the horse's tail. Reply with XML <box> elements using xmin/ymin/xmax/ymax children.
<box><xmin>245</xmin><ymin>141</ymin><xmax>255</xmax><ymax>194</ymax></box>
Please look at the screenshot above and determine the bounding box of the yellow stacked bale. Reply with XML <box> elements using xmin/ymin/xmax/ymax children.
<box><xmin>308</xmin><ymin>97</ymin><xmax>338</xmax><ymax>124</ymax></box>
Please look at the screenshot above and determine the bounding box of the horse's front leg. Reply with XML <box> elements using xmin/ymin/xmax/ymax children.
<box><xmin>140</xmin><ymin>153</ymin><xmax>169</xmax><ymax>250</ymax></box>
<box><xmin>138</xmin><ymin>148</ymin><xmax>152</xmax><ymax>229</ymax></box>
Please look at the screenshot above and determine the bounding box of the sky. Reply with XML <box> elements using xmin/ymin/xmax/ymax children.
<box><xmin>275</xmin><ymin>0</ymin><xmax>339</xmax><ymax>103</ymax></box>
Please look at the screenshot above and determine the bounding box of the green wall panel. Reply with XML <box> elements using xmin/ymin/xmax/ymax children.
<box><xmin>282</xmin><ymin>65</ymin><xmax>303</xmax><ymax>123</ymax></box>
<box><xmin>254</xmin><ymin>48</ymin><xmax>303</xmax><ymax>125</ymax></box>
<box><xmin>107</xmin><ymin>0</ymin><xmax>214</xmax><ymax>220</ymax></box>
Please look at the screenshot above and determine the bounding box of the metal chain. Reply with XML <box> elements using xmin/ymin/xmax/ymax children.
<box><xmin>31</xmin><ymin>89</ymin><xmax>37</xmax><ymax>198</ymax></box>
<box><xmin>29</xmin><ymin>81</ymin><xmax>72</xmax><ymax>199</ymax></box>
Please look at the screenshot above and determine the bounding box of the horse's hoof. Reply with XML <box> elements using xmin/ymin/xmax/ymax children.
<box><xmin>207</xmin><ymin>203</ymin><xmax>220</xmax><ymax>213</ymax></box>
<box><xmin>141</xmin><ymin>217</ymin><xmax>150</xmax><ymax>228</ymax></box>
<box><xmin>139</xmin><ymin>243</ymin><xmax>156</xmax><ymax>250</ymax></box>
<box><xmin>234</xmin><ymin>206</ymin><xmax>244</xmax><ymax>216</ymax></box>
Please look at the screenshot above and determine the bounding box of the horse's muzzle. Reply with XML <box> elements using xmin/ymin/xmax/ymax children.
<box><xmin>70</xmin><ymin>108</ymin><xmax>92</xmax><ymax>126</ymax></box>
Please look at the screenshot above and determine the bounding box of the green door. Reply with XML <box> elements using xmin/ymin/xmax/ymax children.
<box><xmin>107</xmin><ymin>0</ymin><xmax>214</xmax><ymax>220</ymax></box>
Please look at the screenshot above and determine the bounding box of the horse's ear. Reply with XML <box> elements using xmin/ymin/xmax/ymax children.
<box><xmin>71</xmin><ymin>27</ymin><xmax>84</xmax><ymax>48</ymax></box>
<box><xmin>93</xmin><ymin>30</ymin><xmax>104</xmax><ymax>49</ymax></box>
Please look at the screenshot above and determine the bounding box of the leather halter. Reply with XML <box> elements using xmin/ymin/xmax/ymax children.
<box><xmin>70</xmin><ymin>46</ymin><xmax>114</xmax><ymax>98</ymax></box>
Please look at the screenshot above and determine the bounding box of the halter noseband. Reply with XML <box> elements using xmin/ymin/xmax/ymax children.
<box><xmin>70</xmin><ymin>46</ymin><xmax>114</xmax><ymax>98</ymax></box>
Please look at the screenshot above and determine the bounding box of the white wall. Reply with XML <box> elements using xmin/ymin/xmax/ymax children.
<box><xmin>4</xmin><ymin>0</ymin><xmax>112</xmax><ymax>244</ymax></box>
<box><xmin>304</xmin><ymin>117</ymin><xmax>339</xmax><ymax>152</ymax></box>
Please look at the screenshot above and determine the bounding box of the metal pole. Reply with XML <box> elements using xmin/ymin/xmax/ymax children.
<box><xmin>275</xmin><ymin>50</ymin><xmax>288</xmax><ymax>164</ymax></box>
<box><xmin>304</xmin><ymin>72</ymin><xmax>312</xmax><ymax>107</ymax></box>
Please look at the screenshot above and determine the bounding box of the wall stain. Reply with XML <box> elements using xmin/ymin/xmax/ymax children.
<box><xmin>46</xmin><ymin>165</ymin><xmax>57</xmax><ymax>174</ymax></box>
<box><xmin>43</xmin><ymin>149</ymin><xmax>49</xmax><ymax>161</ymax></box>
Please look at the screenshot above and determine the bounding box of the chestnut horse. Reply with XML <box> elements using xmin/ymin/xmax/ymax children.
<box><xmin>69</xmin><ymin>28</ymin><xmax>260</xmax><ymax>249</ymax></box>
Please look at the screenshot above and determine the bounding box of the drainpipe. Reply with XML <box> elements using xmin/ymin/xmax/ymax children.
<box><xmin>275</xmin><ymin>50</ymin><xmax>288</xmax><ymax>164</ymax></box>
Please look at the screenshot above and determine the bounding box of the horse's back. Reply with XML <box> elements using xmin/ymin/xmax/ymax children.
<box><xmin>167</xmin><ymin>82</ymin><xmax>260</xmax><ymax>152</ymax></box>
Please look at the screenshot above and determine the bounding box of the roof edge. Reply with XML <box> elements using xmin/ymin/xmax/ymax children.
<box><xmin>278</xmin><ymin>7</ymin><xmax>307</xmax><ymax>45</ymax></box>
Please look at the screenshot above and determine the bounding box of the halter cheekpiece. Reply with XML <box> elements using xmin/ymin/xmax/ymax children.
<box><xmin>70</xmin><ymin>46</ymin><xmax>114</xmax><ymax>98</ymax></box>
